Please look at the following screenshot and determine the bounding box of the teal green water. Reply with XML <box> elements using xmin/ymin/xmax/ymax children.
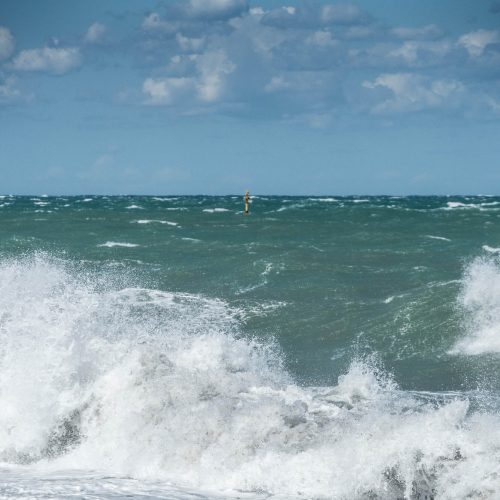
<box><xmin>2</xmin><ymin>194</ymin><xmax>499</xmax><ymax>391</ymax></box>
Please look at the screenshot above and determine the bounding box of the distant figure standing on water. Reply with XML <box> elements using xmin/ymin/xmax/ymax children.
<box><xmin>244</xmin><ymin>191</ymin><xmax>250</xmax><ymax>215</ymax></box>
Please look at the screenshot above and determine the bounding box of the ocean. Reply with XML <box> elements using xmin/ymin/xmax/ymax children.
<box><xmin>1</xmin><ymin>194</ymin><xmax>500</xmax><ymax>499</ymax></box>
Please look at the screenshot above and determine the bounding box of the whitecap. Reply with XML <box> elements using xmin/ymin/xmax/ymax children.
<box><xmin>444</xmin><ymin>201</ymin><xmax>479</xmax><ymax>210</ymax></box>
<box><xmin>426</xmin><ymin>235</ymin><xmax>451</xmax><ymax>242</ymax></box>
<box><xmin>483</xmin><ymin>245</ymin><xmax>500</xmax><ymax>254</ymax></box>
<box><xmin>98</xmin><ymin>242</ymin><xmax>140</xmax><ymax>248</ymax></box>
<box><xmin>203</xmin><ymin>208</ymin><xmax>229</xmax><ymax>213</ymax></box>
<box><xmin>134</xmin><ymin>220</ymin><xmax>178</xmax><ymax>226</ymax></box>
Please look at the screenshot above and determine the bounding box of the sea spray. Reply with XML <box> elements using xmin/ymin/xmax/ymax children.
<box><xmin>451</xmin><ymin>255</ymin><xmax>500</xmax><ymax>355</ymax></box>
<box><xmin>1</xmin><ymin>255</ymin><xmax>500</xmax><ymax>497</ymax></box>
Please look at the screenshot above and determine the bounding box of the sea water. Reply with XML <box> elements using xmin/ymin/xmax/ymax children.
<box><xmin>1</xmin><ymin>195</ymin><xmax>500</xmax><ymax>498</ymax></box>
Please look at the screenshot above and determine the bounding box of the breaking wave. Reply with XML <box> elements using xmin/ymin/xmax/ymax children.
<box><xmin>1</xmin><ymin>255</ymin><xmax>500</xmax><ymax>498</ymax></box>
<box><xmin>452</xmin><ymin>256</ymin><xmax>500</xmax><ymax>355</ymax></box>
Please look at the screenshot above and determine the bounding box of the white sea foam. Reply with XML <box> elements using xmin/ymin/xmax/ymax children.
<box><xmin>482</xmin><ymin>245</ymin><xmax>500</xmax><ymax>254</ymax></box>
<box><xmin>276</xmin><ymin>203</ymin><xmax>304</xmax><ymax>212</ymax></box>
<box><xmin>444</xmin><ymin>201</ymin><xmax>481</xmax><ymax>210</ymax></box>
<box><xmin>446</xmin><ymin>201</ymin><xmax>469</xmax><ymax>209</ymax></box>
<box><xmin>2</xmin><ymin>256</ymin><xmax>500</xmax><ymax>498</ymax></box>
<box><xmin>309</xmin><ymin>198</ymin><xmax>338</xmax><ymax>202</ymax></box>
<box><xmin>203</xmin><ymin>208</ymin><xmax>229</xmax><ymax>213</ymax></box>
<box><xmin>126</xmin><ymin>205</ymin><xmax>143</xmax><ymax>209</ymax></box>
<box><xmin>134</xmin><ymin>220</ymin><xmax>178</xmax><ymax>226</ymax></box>
<box><xmin>98</xmin><ymin>242</ymin><xmax>139</xmax><ymax>248</ymax></box>
<box><xmin>442</xmin><ymin>201</ymin><xmax>500</xmax><ymax>211</ymax></box>
<box><xmin>426</xmin><ymin>235</ymin><xmax>451</xmax><ymax>242</ymax></box>
<box><xmin>451</xmin><ymin>256</ymin><xmax>500</xmax><ymax>355</ymax></box>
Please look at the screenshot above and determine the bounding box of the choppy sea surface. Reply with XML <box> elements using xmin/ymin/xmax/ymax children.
<box><xmin>2</xmin><ymin>195</ymin><xmax>500</xmax><ymax>499</ymax></box>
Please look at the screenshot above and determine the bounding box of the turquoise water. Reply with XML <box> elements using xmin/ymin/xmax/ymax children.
<box><xmin>2</xmin><ymin>194</ymin><xmax>500</xmax><ymax>498</ymax></box>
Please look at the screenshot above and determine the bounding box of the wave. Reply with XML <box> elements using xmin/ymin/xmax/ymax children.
<box><xmin>1</xmin><ymin>256</ymin><xmax>500</xmax><ymax>498</ymax></box>
<box><xmin>482</xmin><ymin>245</ymin><xmax>500</xmax><ymax>254</ymax></box>
<box><xmin>451</xmin><ymin>256</ymin><xmax>500</xmax><ymax>355</ymax></box>
<box><xmin>443</xmin><ymin>201</ymin><xmax>500</xmax><ymax>211</ymax></box>
<box><xmin>426</xmin><ymin>235</ymin><xmax>451</xmax><ymax>242</ymax></box>
<box><xmin>98</xmin><ymin>242</ymin><xmax>139</xmax><ymax>248</ymax></box>
<box><xmin>134</xmin><ymin>220</ymin><xmax>179</xmax><ymax>226</ymax></box>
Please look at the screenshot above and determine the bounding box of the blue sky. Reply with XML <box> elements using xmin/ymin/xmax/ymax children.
<box><xmin>0</xmin><ymin>0</ymin><xmax>499</xmax><ymax>195</ymax></box>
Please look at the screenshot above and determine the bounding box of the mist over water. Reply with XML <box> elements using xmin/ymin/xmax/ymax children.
<box><xmin>2</xmin><ymin>195</ymin><xmax>500</xmax><ymax>498</ymax></box>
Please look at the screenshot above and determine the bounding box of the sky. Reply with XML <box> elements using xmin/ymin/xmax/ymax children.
<box><xmin>0</xmin><ymin>0</ymin><xmax>499</xmax><ymax>195</ymax></box>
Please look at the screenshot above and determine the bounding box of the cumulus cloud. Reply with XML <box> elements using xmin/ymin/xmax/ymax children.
<box><xmin>0</xmin><ymin>75</ymin><xmax>32</xmax><ymax>104</ymax></box>
<box><xmin>391</xmin><ymin>24</ymin><xmax>443</xmax><ymax>40</ymax></box>
<box><xmin>142</xmin><ymin>77</ymin><xmax>193</xmax><ymax>105</ymax></box>
<box><xmin>485</xmin><ymin>96</ymin><xmax>500</xmax><ymax>114</ymax></box>
<box><xmin>12</xmin><ymin>47</ymin><xmax>81</xmax><ymax>74</ymax></box>
<box><xmin>320</xmin><ymin>4</ymin><xmax>367</xmax><ymax>25</ymax></box>
<box><xmin>262</xmin><ymin>3</ymin><xmax>368</xmax><ymax>29</ymax></box>
<box><xmin>141</xmin><ymin>13</ymin><xmax>174</xmax><ymax>33</ymax></box>
<box><xmin>84</xmin><ymin>22</ymin><xmax>106</xmax><ymax>43</ymax></box>
<box><xmin>0</xmin><ymin>27</ymin><xmax>15</xmax><ymax>61</ymax></box>
<box><xmin>132</xmin><ymin>1</ymin><xmax>500</xmax><ymax>123</ymax></box>
<box><xmin>363</xmin><ymin>73</ymin><xmax>464</xmax><ymax>113</ymax></box>
<box><xmin>142</xmin><ymin>49</ymin><xmax>235</xmax><ymax>106</ymax></box>
<box><xmin>264</xmin><ymin>76</ymin><xmax>290</xmax><ymax>92</ymax></box>
<box><xmin>185</xmin><ymin>0</ymin><xmax>249</xmax><ymax>19</ymax></box>
<box><xmin>388</xmin><ymin>40</ymin><xmax>451</xmax><ymax>64</ymax></box>
<box><xmin>176</xmin><ymin>33</ymin><xmax>205</xmax><ymax>52</ymax></box>
<box><xmin>306</xmin><ymin>30</ymin><xmax>337</xmax><ymax>47</ymax></box>
<box><xmin>458</xmin><ymin>29</ymin><xmax>499</xmax><ymax>56</ymax></box>
<box><xmin>195</xmin><ymin>50</ymin><xmax>235</xmax><ymax>102</ymax></box>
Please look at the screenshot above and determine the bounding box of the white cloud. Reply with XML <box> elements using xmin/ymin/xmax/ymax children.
<box><xmin>458</xmin><ymin>29</ymin><xmax>499</xmax><ymax>56</ymax></box>
<box><xmin>84</xmin><ymin>22</ymin><xmax>106</xmax><ymax>44</ymax></box>
<box><xmin>363</xmin><ymin>73</ymin><xmax>464</xmax><ymax>113</ymax></box>
<box><xmin>142</xmin><ymin>77</ymin><xmax>193</xmax><ymax>105</ymax></box>
<box><xmin>306</xmin><ymin>30</ymin><xmax>337</xmax><ymax>47</ymax></box>
<box><xmin>249</xmin><ymin>7</ymin><xmax>265</xmax><ymax>16</ymax></box>
<box><xmin>12</xmin><ymin>47</ymin><xmax>81</xmax><ymax>74</ymax></box>
<box><xmin>195</xmin><ymin>50</ymin><xmax>235</xmax><ymax>102</ymax></box>
<box><xmin>485</xmin><ymin>96</ymin><xmax>500</xmax><ymax>114</ymax></box>
<box><xmin>141</xmin><ymin>13</ymin><xmax>173</xmax><ymax>33</ymax></box>
<box><xmin>142</xmin><ymin>49</ymin><xmax>235</xmax><ymax>106</ymax></box>
<box><xmin>320</xmin><ymin>4</ymin><xmax>366</xmax><ymax>25</ymax></box>
<box><xmin>0</xmin><ymin>75</ymin><xmax>32</xmax><ymax>104</ymax></box>
<box><xmin>389</xmin><ymin>40</ymin><xmax>451</xmax><ymax>64</ymax></box>
<box><xmin>0</xmin><ymin>27</ymin><xmax>14</xmax><ymax>61</ymax></box>
<box><xmin>391</xmin><ymin>24</ymin><xmax>443</xmax><ymax>40</ymax></box>
<box><xmin>343</xmin><ymin>26</ymin><xmax>377</xmax><ymax>39</ymax></box>
<box><xmin>186</xmin><ymin>0</ymin><xmax>248</xmax><ymax>19</ymax></box>
<box><xmin>176</xmin><ymin>33</ymin><xmax>205</xmax><ymax>52</ymax></box>
<box><xmin>264</xmin><ymin>76</ymin><xmax>290</xmax><ymax>92</ymax></box>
